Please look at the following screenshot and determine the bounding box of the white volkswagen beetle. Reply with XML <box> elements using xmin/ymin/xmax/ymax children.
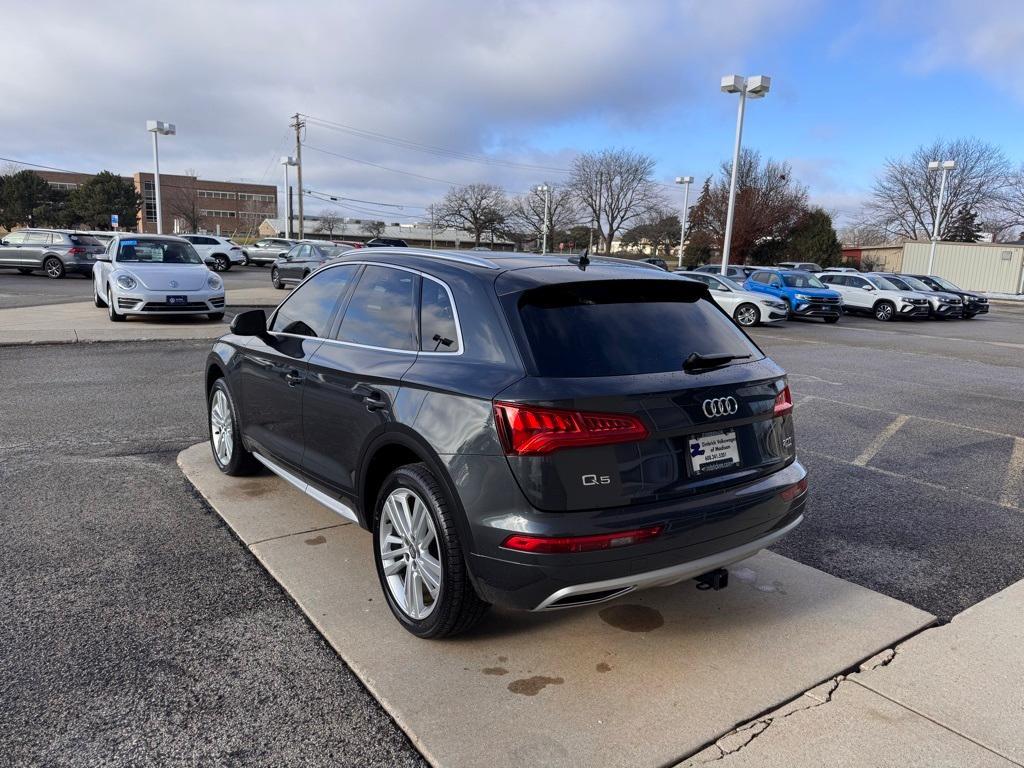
<box><xmin>675</xmin><ymin>270</ymin><xmax>788</xmax><ymax>327</ymax></box>
<box><xmin>93</xmin><ymin>234</ymin><xmax>226</xmax><ymax>322</ymax></box>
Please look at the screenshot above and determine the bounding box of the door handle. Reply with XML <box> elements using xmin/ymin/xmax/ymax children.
<box><xmin>362</xmin><ymin>391</ymin><xmax>386</xmax><ymax>411</ymax></box>
<box><xmin>285</xmin><ymin>370</ymin><xmax>303</xmax><ymax>386</ymax></box>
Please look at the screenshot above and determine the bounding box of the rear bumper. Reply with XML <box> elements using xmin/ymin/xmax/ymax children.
<box><xmin>464</xmin><ymin>460</ymin><xmax>807</xmax><ymax>611</ymax></box>
<box><xmin>65</xmin><ymin>260</ymin><xmax>96</xmax><ymax>275</ymax></box>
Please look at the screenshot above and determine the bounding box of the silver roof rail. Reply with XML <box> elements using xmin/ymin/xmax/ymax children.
<box><xmin>364</xmin><ymin>247</ymin><xmax>500</xmax><ymax>269</ymax></box>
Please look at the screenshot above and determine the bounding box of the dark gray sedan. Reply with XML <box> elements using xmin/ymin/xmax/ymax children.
<box><xmin>270</xmin><ymin>242</ymin><xmax>349</xmax><ymax>289</ymax></box>
<box><xmin>0</xmin><ymin>229</ymin><xmax>106</xmax><ymax>278</ymax></box>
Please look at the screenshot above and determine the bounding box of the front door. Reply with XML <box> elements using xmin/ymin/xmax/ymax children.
<box><xmin>240</xmin><ymin>263</ymin><xmax>360</xmax><ymax>470</ymax></box>
<box><xmin>302</xmin><ymin>265</ymin><xmax>419</xmax><ymax>495</ymax></box>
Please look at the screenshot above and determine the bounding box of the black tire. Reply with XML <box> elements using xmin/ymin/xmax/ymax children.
<box><xmin>208</xmin><ymin>378</ymin><xmax>259</xmax><ymax>476</ymax></box>
<box><xmin>873</xmin><ymin>300</ymin><xmax>896</xmax><ymax>321</ymax></box>
<box><xmin>733</xmin><ymin>302</ymin><xmax>760</xmax><ymax>327</ymax></box>
<box><xmin>824</xmin><ymin>316</ymin><xmax>839</xmax><ymax>324</ymax></box>
<box><xmin>43</xmin><ymin>257</ymin><xmax>65</xmax><ymax>279</ymax></box>
<box><xmin>17</xmin><ymin>267</ymin><xmax>33</xmax><ymax>275</ymax></box>
<box><xmin>107</xmin><ymin>287</ymin><xmax>124</xmax><ymax>322</ymax></box>
<box><xmin>208</xmin><ymin>312</ymin><xmax>225</xmax><ymax>321</ymax></box>
<box><xmin>94</xmin><ymin>286</ymin><xmax>106</xmax><ymax>308</ymax></box>
<box><xmin>213</xmin><ymin>254</ymin><xmax>230</xmax><ymax>272</ymax></box>
<box><xmin>271</xmin><ymin>267</ymin><xmax>285</xmax><ymax>289</ymax></box>
<box><xmin>962</xmin><ymin>313</ymin><xmax>976</xmax><ymax>320</ymax></box>
<box><xmin>373</xmin><ymin>463</ymin><xmax>489</xmax><ymax>638</ymax></box>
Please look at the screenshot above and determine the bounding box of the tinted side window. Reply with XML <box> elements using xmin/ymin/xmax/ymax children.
<box><xmin>270</xmin><ymin>264</ymin><xmax>358</xmax><ymax>337</ymax></box>
<box><xmin>751</xmin><ymin>272</ymin><xmax>770</xmax><ymax>284</ymax></box>
<box><xmin>26</xmin><ymin>232</ymin><xmax>52</xmax><ymax>244</ymax></box>
<box><xmin>420</xmin><ymin>278</ymin><xmax>459</xmax><ymax>352</ymax></box>
<box><xmin>337</xmin><ymin>265</ymin><xmax>417</xmax><ymax>351</ymax></box>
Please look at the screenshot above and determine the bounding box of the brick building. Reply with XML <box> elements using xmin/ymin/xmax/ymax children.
<box><xmin>35</xmin><ymin>170</ymin><xmax>277</xmax><ymax>236</ymax></box>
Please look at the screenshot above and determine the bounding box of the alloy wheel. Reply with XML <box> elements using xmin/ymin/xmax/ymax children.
<box><xmin>378</xmin><ymin>488</ymin><xmax>443</xmax><ymax>620</ymax></box>
<box><xmin>735</xmin><ymin>304</ymin><xmax>759</xmax><ymax>327</ymax></box>
<box><xmin>44</xmin><ymin>258</ymin><xmax>64</xmax><ymax>278</ymax></box>
<box><xmin>875</xmin><ymin>303</ymin><xmax>894</xmax><ymax>321</ymax></box>
<box><xmin>210</xmin><ymin>390</ymin><xmax>234</xmax><ymax>466</ymax></box>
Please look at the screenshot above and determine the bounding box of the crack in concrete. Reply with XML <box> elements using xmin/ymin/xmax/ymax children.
<box><xmin>683</xmin><ymin>677</ymin><xmax>843</xmax><ymax>764</ymax></box>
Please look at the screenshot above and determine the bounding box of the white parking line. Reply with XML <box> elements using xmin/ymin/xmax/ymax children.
<box><xmin>802</xmin><ymin>447</ymin><xmax>1022</xmax><ymax>512</ymax></box>
<box><xmin>999</xmin><ymin>438</ymin><xmax>1024</xmax><ymax>508</ymax></box>
<box><xmin>853</xmin><ymin>415</ymin><xmax>910</xmax><ymax>467</ymax></box>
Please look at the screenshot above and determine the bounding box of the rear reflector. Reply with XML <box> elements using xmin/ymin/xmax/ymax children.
<box><xmin>501</xmin><ymin>525</ymin><xmax>663</xmax><ymax>554</ymax></box>
<box><xmin>493</xmin><ymin>402</ymin><xmax>649</xmax><ymax>455</ymax></box>
<box><xmin>779</xmin><ymin>477</ymin><xmax>808</xmax><ymax>502</ymax></box>
<box><xmin>773</xmin><ymin>385</ymin><xmax>793</xmax><ymax>417</ymax></box>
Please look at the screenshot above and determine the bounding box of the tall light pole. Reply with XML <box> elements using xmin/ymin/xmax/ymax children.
<box><xmin>719</xmin><ymin>74</ymin><xmax>770</xmax><ymax>274</ymax></box>
<box><xmin>675</xmin><ymin>175</ymin><xmax>693</xmax><ymax>269</ymax></box>
<box><xmin>146</xmin><ymin>120</ymin><xmax>176</xmax><ymax>234</ymax></box>
<box><xmin>536</xmin><ymin>184</ymin><xmax>550</xmax><ymax>253</ymax></box>
<box><xmin>927</xmin><ymin>159</ymin><xmax>956</xmax><ymax>274</ymax></box>
<box><xmin>280</xmin><ymin>156</ymin><xmax>297</xmax><ymax>238</ymax></box>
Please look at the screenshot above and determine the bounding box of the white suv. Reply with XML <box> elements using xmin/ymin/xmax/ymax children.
<box><xmin>819</xmin><ymin>272</ymin><xmax>931</xmax><ymax>321</ymax></box>
<box><xmin>180</xmin><ymin>235</ymin><xmax>245</xmax><ymax>272</ymax></box>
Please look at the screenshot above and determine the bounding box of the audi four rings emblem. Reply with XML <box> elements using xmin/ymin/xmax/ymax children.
<box><xmin>702</xmin><ymin>396</ymin><xmax>738</xmax><ymax>418</ymax></box>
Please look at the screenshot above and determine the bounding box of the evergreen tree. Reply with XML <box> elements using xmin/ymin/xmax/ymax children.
<box><xmin>942</xmin><ymin>205</ymin><xmax>981</xmax><ymax>243</ymax></box>
<box><xmin>786</xmin><ymin>207</ymin><xmax>842</xmax><ymax>266</ymax></box>
<box><xmin>69</xmin><ymin>171</ymin><xmax>141</xmax><ymax>230</ymax></box>
<box><xmin>0</xmin><ymin>170</ymin><xmax>61</xmax><ymax>229</ymax></box>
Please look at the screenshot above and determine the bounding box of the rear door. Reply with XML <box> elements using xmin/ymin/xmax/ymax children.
<box><xmin>493</xmin><ymin>276</ymin><xmax>795</xmax><ymax>531</ymax></box>
<box><xmin>21</xmin><ymin>232</ymin><xmax>51</xmax><ymax>267</ymax></box>
<box><xmin>301</xmin><ymin>264</ymin><xmax>419</xmax><ymax>495</ymax></box>
<box><xmin>281</xmin><ymin>244</ymin><xmax>310</xmax><ymax>281</ymax></box>
<box><xmin>689</xmin><ymin>273</ymin><xmax>740</xmax><ymax>315</ymax></box>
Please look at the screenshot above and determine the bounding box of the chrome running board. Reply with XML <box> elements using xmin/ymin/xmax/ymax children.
<box><xmin>253</xmin><ymin>452</ymin><xmax>358</xmax><ymax>523</ymax></box>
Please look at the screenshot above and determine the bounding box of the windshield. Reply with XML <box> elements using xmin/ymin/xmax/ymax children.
<box><xmin>513</xmin><ymin>280</ymin><xmax>762</xmax><ymax>377</ymax></box>
<box><xmin>898</xmin><ymin>275</ymin><xmax>932</xmax><ymax>291</ymax></box>
<box><xmin>868</xmin><ymin>275</ymin><xmax>901</xmax><ymax>291</ymax></box>
<box><xmin>782</xmin><ymin>273</ymin><xmax>826</xmax><ymax>288</ymax></box>
<box><xmin>116</xmin><ymin>239</ymin><xmax>203</xmax><ymax>264</ymax></box>
<box><xmin>719</xmin><ymin>276</ymin><xmax>746</xmax><ymax>291</ymax></box>
<box><xmin>69</xmin><ymin>234</ymin><xmax>102</xmax><ymax>246</ymax></box>
<box><xmin>931</xmin><ymin>276</ymin><xmax>961</xmax><ymax>291</ymax></box>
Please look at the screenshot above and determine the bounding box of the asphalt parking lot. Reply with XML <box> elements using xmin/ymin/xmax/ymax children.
<box><xmin>2</xmin><ymin>294</ymin><xmax>1022</xmax><ymax>764</ymax></box>
<box><xmin>0</xmin><ymin>265</ymin><xmax>272</xmax><ymax>309</ymax></box>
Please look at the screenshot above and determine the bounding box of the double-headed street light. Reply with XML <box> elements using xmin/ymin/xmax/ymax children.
<box><xmin>146</xmin><ymin>120</ymin><xmax>176</xmax><ymax>234</ymax></box>
<box><xmin>280</xmin><ymin>156</ymin><xmax>298</xmax><ymax>238</ymax></box>
<box><xmin>675</xmin><ymin>176</ymin><xmax>693</xmax><ymax>269</ymax></box>
<box><xmin>536</xmin><ymin>184</ymin><xmax>550</xmax><ymax>254</ymax></box>
<box><xmin>719</xmin><ymin>74</ymin><xmax>770</xmax><ymax>274</ymax></box>
<box><xmin>927</xmin><ymin>159</ymin><xmax>956</xmax><ymax>274</ymax></box>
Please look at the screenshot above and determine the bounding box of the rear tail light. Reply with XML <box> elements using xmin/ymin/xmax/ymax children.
<box><xmin>493</xmin><ymin>402</ymin><xmax>649</xmax><ymax>455</ymax></box>
<box><xmin>779</xmin><ymin>477</ymin><xmax>808</xmax><ymax>502</ymax></box>
<box><xmin>773</xmin><ymin>385</ymin><xmax>793</xmax><ymax>417</ymax></box>
<box><xmin>501</xmin><ymin>525</ymin><xmax>663</xmax><ymax>554</ymax></box>
<box><xmin>67</xmin><ymin>247</ymin><xmax>85</xmax><ymax>256</ymax></box>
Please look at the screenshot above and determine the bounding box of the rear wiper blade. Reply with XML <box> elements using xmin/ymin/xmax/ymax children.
<box><xmin>683</xmin><ymin>352</ymin><xmax>751</xmax><ymax>372</ymax></box>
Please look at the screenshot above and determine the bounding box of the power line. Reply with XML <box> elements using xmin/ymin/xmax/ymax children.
<box><xmin>304</xmin><ymin>144</ymin><xmax>464</xmax><ymax>186</ymax></box>
<box><xmin>301</xmin><ymin>113</ymin><xmax>572</xmax><ymax>174</ymax></box>
<box><xmin>302</xmin><ymin>186</ymin><xmax>424</xmax><ymax>210</ymax></box>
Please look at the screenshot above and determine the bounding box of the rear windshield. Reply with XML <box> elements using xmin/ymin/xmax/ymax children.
<box><xmin>513</xmin><ymin>280</ymin><xmax>762</xmax><ymax>377</ymax></box>
<box><xmin>69</xmin><ymin>234</ymin><xmax>102</xmax><ymax>246</ymax></box>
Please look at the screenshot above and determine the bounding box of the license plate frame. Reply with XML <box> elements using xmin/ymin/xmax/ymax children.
<box><xmin>166</xmin><ymin>295</ymin><xmax>188</xmax><ymax>305</ymax></box>
<box><xmin>687</xmin><ymin>429</ymin><xmax>741</xmax><ymax>476</ymax></box>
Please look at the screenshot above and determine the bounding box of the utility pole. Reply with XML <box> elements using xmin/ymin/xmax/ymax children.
<box><xmin>291</xmin><ymin>113</ymin><xmax>305</xmax><ymax>239</ymax></box>
<box><xmin>595</xmin><ymin>170</ymin><xmax>603</xmax><ymax>253</ymax></box>
<box><xmin>536</xmin><ymin>184</ymin><xmax>550</xmax><ymax>254</ymax></box>
<box><xmin>675</xmin><ymin>176</ymin><xmax>693</xmax><ymax>269</ymax></box>
<box><xmin>927</xmin><ymin>160</ymin><xmax>956</xmax><ymax>274</ymax></box>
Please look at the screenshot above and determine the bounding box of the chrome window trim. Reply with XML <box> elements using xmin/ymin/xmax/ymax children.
<box><xmin>268</xmin><ymin>260</ymin><xmax>466</xmax><ymax>357</ymax></box>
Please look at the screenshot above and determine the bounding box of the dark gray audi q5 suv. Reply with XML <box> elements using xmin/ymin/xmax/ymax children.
<box><xmin>205</xmin><ymin>249</ymin><xmax>807</xmax><ymax>638</ymax></box>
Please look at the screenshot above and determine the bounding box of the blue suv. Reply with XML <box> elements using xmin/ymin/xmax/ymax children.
<box><xmin>744</xmin><ymin>269</ymin><xmax>842</xmax><ymax>323</ymax></box>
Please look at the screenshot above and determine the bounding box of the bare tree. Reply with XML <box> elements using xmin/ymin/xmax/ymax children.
<box><xmin>687</xmin><ymin>150</ymin><xmax>808</xmax><ymax>263</ymax></box>
<box><xmin>837</xmin><ymin>221</ymin><xmax>892</xmax><ymax>247</ymax></box>
<box><xmin>361</xmin><ymin>220</ymin><xmax>386</xmax><ymax>238</ymax></box>
<box><xmin>860</xmin><ymin>138</ymin><xmax>1009</xmax><ymax>241</ymax></box>
<box><xmin>434</xmin><ymin>183</ymin><xmax>508</xmax><ymax>246</ymax></box>
<box><xmin>506</xmin><ymin>184</ymin><xmax>580</xmax><ymax>249</ymax></box>
<box><xmin>569</xmin><ymin>149</ymin><xmax>665</xmax><ymax>253</ymax></box>
<box><xmin>317</xmin><ymin>208</ymin><xmax>342</xmax><ymax>237</ymax></box>
<box><xmin>165</xmin><ymin>170</ymin><xmax>201</xmax><ymax>232</ymax></box>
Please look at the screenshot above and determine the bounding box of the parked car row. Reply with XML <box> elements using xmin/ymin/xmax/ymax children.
<box><xmin>676</xmin><ymin>266</ymin><xmax>990</xmax><ymax>326</ymax></box>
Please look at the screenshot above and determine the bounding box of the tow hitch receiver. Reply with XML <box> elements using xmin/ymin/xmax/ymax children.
<box><xmin>695</xmin><ymin>568</ymin><xmax>729</xmax><ymax>591</ymax></box>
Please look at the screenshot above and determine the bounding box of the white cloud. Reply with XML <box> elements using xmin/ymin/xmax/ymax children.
<box><xmin>0</xmin><ymin>0</ymin><xmax>813</xmax><ymax>211</ymax></box>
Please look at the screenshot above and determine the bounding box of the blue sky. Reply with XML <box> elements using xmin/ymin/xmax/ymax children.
<box><xmin>1</xmin><ymin>0</ymin><xmax>1021</xmax><ymax>225</ymax></box>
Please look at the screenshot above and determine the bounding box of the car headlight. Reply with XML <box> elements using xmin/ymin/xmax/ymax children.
<box><xmin>794</xmin><ymin>293</ymin><xmax>811</xmax><ymax>301</ymax></box>
<box><xmin>207</xmin><ymin>274</ymin><xmax>223</xmax><ymax>290</ymax></box>
<box><xmin>938</xmin><ymin>297</ymin><xmax>950</xmax><ymax>303</ymax></box>
<box><xmin>116</xmin><ymin>274</ymin><xmax>137</xmax><ymax>290</ymax></box>
<box><xmin>764</xmin><ymin>300</ymin><xmax>787</xmax><ymax>309</ymax></box>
